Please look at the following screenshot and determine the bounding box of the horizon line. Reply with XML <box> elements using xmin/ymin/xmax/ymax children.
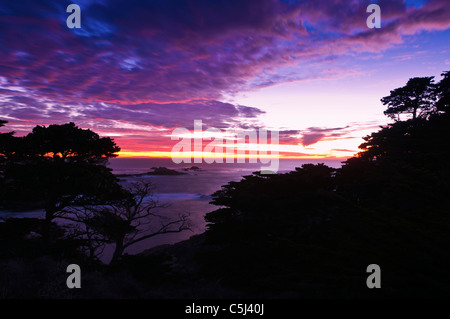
<box><xmin>114</xmin><ymin>154</ymin><xmax>352</xmax><ymax>161</ymax></box>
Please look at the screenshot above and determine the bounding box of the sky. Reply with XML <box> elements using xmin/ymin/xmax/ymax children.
<box><xmin>0</xmin><ymin>0</ymin><xmax>449</xmax><ymax>159</ymax></box>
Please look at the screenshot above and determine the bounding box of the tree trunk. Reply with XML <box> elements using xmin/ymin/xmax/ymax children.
<box><xmin>110</xmin><ymin>237</ymin><xmax>125</xmax><ymax>264</ymax></box>
<box><xmin>43</xmin><ymin>204</ymin><xmax>56</xmax><ymax>246</ymax></box>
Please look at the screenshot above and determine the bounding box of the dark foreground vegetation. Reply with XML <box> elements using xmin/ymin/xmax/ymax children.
<box><xmin>0</xmin><ymin>71</ymin><xmax>449</xmax><ymax>298</ymax></box>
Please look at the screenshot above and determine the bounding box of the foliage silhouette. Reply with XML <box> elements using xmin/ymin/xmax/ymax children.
<box><xmin>0</xmin><ymin>122</ymin><xmax>126</xmax><ymax>242</ymax></box>
<box><xmin>381</xmin><ymin>76</ymin><xmax>436</xmax><ymax>120</ymax></box>
<box><xmin>200</xmin><ymin>71</ymin><xmax>450</xmax><ymax>297</ymax></box>
<box><xmin>20</xmin><ymin>122</ymin><xmax>120</xmax><ymax>163</ymax></box>
<box><xmin>435</xmin><ymin>71</ymin><xmax>450</xmax><ymax>112</ymax></box>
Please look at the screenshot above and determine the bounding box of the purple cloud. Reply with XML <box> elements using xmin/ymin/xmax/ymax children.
<box><xmin>0</xmin><ymin>0</ymin><xmax>449</xmax><ymax>151</ymax></box>
<box><xmin>2</xmin><ymin>0</ymin><xmax>448</xmax><ymax>107</ymax></box>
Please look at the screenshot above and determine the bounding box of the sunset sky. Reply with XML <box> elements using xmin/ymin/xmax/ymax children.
<box><xmin>0</xmin><ymin>0</ymin><xmax>449</xmax><ymax>159</ymax></box>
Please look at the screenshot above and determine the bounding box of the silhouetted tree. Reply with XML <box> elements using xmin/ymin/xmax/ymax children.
<box><xmin>19</xmin><ymin>122</ymin><xmax>120</xmax><ymax>163</ymax></box>
<box><xmin>0</xmin><ymin>120</ymin><xmax>17</xmax><ymax>206</ymax></box>
<box><xmin>435</xmin><ymin>71</ymin><xmax>450</xmax><ymax>113</ymax></box>
<box><xmin>0</xmin><ymin>120</ymin><xmax>8</xmax><ymax>161</ymax></box>
<box><xmin>207</xmin><ymin>163</ymin><xmax>337</xmax><ymax>240</ymax></box>
<box><xmin>62</xmin><ymin>181</ymin><xmax>191</xmax><ymax>264</ymax></box>
<box><xmin>0</xmin><ymin>120</ymin><xmax>16</xmax><ymax>160</ymax></box>
<box><xmin>0</xmin><ymin>123</ymin><xmax>125</xmax><ymax>242</ymax></box>
<box><xmin>381</xmin><ymin>76</ymin><xmax>436</xmax><ymax>120</ymax></box>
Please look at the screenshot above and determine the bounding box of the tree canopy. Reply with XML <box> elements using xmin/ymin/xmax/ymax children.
<box><xmin>0</xmin><ymin>122</ymin><xmax>125</xmax><ymax>229</ymax></box>
<box><xmin>0</xmin><ymin>120</ymin><xmax>15</xmax><ymax>159</ymax></box>
<box><xmin>4</xmin><ymin>122</ymin><xmax>120</xmax><ymax>163</ymax></box>
<box><xmin>381</xmin><ymin>76</ymin><xmax>436</xmax><ymax>120</ymax></box>
<box><xmin>436</xmin><ymin>70</ymin><xmax>450</xmax><ymax>112</ymax></box>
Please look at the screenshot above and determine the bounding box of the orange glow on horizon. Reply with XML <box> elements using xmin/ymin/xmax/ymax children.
<box><xmin>117</xmin><ymin>150</ymin><xmax>353</xmax><ymax>160</ymax></box>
